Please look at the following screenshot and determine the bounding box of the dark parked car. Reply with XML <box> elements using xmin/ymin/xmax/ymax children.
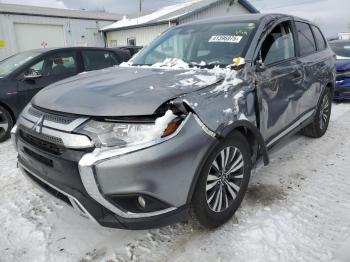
<box><xmin>0</xmin><ymin>47</ymin><xmax>131</xmax><ymax>141</ymax></box>
<box><xmin>329</xmin><ymin>40</ymin><xmax>350</xmax><ymax>100</ymax></box>
<box><xmin>117</xmin><ymin>46</ymin><xmax>143</xmax><ymax>57</ymax></box>
<box><xmin>13</xmin><ymin>14</ymin><xmax>335</xmax><ymax>230</ymax></box>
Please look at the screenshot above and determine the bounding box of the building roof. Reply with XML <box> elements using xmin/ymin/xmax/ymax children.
<box><xmin>101</xmin><ymin>0</ymin><xmax>259</xmax><ymax>32</ymax></box>
<box><xmin>0</xmin><ymin>3</ymin><xmax>122</xmax><ymax>21</ymax></box>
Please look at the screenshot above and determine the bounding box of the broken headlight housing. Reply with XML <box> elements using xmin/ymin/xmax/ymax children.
<box><xmin>80</xmin><ymin>110</ymin><xmax>185</xmax><ymax>148</ymax></box>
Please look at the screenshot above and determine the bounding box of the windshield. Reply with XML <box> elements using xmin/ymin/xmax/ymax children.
<box><xmin>329</xmin><ymin>42</ymin><xmax>350</xmax><ymax>58</ymax></box>
<box><xmin>131</xmin><ymin>22</ymin><xmax>257</xmax><ymax>67</ymax></box>
<box><xmin>0</xmin><ymin>51</ymin><xmax>41</xmax><ymax>77</ymax></box>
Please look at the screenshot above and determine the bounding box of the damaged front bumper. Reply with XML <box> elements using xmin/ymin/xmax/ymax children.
<box><xmin>13</xmin><ymin>106</ymin><xmax>216</xmax><ymax>229</ymax></box>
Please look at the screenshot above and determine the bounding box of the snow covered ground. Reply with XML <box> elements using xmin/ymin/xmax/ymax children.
<box><xmin>1</xmin><ymin>102</ymin><xmax>350</xmax><ymax>262</ymax></box>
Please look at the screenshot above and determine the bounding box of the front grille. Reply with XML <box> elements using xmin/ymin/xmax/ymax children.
<box><xmin>28</xmin><ymin>106</ymin><xmax>77</xmax><ymax>125</ymax></box>
<box><xmin>20</xmin><ymin>128</ymin><xmax>63</xmax><ymax>155</ymax></box>
<box><xmin>23</xmin><ymin>147</ymin><xmax>53</xmax><ymax>167</ymax></box>
<box><xmin>24</xmin><ymin>169</ymin><xmax>72</xmax><ymax>207</ymax></box>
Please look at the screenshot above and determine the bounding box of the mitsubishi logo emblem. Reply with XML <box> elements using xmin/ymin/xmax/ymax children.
<box><xmin>32</xmin><ymin>115</ymin><xmax>45</xmax><ymax>134</ymax></box>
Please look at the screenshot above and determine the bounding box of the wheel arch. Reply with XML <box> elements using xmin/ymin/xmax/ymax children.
<box><xmin>0</xmin><ymin>101</ymin><xmax>15</xmax><ymax>124</ymax></box>
<box><xmin>218</xmin><ymin>120</ymin><xmax>269</xmax><ymax>166</ymax></box>
<box><xmin>186</xmin><ymin>120</ymin><xmax>269</xmax><ymax>204</ymax></box>
<box><xmin>326</xmin><ymin>81</ymin><xmax>335</xmax><ymax>96</ymax></box>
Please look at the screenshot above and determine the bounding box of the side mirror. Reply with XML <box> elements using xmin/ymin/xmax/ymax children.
<box><xmin>255</xmin><ymin>50</ymin><xmax>265</xmax><ymax>72</ymax></box>
<box><xmin>24</xmin><ymin>72</ymin><xmax>42</xmax><ymax>80</ymax></box>
<box><xmin>255</xmin><ymin>58</ymin><xmax>265</xmax><ymax>72</ymax></box>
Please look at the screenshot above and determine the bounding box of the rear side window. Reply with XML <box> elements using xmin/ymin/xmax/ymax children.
<box><xmin>82</xmin><ymin>50</ymin><xmax>120</xmax><ymax>71</ymax></box>
<box><xmin>311</xmin><ymin>26</ymin><xmax>327</xmax><ymax>50</ymax></box>
<box><xmin>295</xmin><ymin>22</ymin><xmax>316</xmax><ymax>56</ymax></box>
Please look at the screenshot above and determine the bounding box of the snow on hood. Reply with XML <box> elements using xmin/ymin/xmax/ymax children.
<box><xmin>152</xmin><ymin>58</ymin><xmax>190</xmax><ymax>69</ymax></box>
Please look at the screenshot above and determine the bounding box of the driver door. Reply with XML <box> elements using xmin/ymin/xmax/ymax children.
<box><xmin>17</xmin><ymin>51</ymin><xmax>79</xmax><ymax>110</ymax></box>
<box><xmin>255</xmin><ymin>20</ymin><xmax>303</xmax><ymax>144</ymax></box>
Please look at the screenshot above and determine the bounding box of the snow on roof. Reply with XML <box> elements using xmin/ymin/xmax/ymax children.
<box><xmin>0</xmin><ymin>3</ymin><xmax>122</xmax><ymax>21</ymax></box>
<box><xmin>101</xmin><ymin>0</ymin><xmax>202</xmax><ymax>31</ymax></box>
<box><xmin>101</xmin><ymin>0</ymin><xmax>258</xmax><ymax>31</ymax></box>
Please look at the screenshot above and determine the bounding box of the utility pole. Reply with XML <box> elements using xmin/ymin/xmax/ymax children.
<box><xmin>139</xmin><ymin>0</ymin><xmax>142</xmax><ymax>15</ymax></box>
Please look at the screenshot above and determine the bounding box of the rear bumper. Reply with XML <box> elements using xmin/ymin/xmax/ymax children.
<box><xmin>13</xmin><ymin>107</ymin><xmax>216</xmax><ymax>229</ymax></box>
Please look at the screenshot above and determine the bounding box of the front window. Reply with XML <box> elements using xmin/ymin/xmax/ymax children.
<box><xmin>260</xmin><ymin>21</ymin><xmax>295</xmax><ymax>66</ymax></box>
<box><xmin>131</xmin><ymin>22</ymin><xmax>257</xmax><ymax>67</ymax></box>
<box><xmin>329</xmin><ymin>41</ymin><xmax>350</xmax><ymax>58</ymax></box>
<box><xmin>0</xmin><ymin>51</ymin><xmax>41</xmax><ymax>78</ymax></box>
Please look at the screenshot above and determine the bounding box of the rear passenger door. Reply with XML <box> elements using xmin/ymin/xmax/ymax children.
<box><xmin>255</xmin><ymin>20</ymin><xmax>304</xmax><ymax>142</ymax></box>
<box><xmin>294</xmin><ymin>21</ymin><xmax>326</xmax><ymax>115</ymax></box>
<box><xmin>81</xmin><ymin>50</ymin><xmax>121</xmax><ymax>71</ymax></box>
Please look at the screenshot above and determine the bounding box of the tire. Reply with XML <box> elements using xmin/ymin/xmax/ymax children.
<box><xmin>0</xmin><ymin>106</ymin><xmax>13</xmax><ymax>142</ymax></box>
<box><xmin>191</xmin><ymin>131</ymin><xmax>252</xmax><ymax>229</ymax></box>
<box><xmin>302</xmin><ymin>88</ymin><xmax>332</xmax><ymax>138</ymax></box>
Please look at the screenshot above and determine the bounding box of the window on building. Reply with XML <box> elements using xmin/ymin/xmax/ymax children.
<box><xmin>82</xmin><ymin>50</ymin><xmax>120</xmax><ymax>71</ymax></box>
<box><xmin>127</xmin><ymin>37</ymin><xmax>136</xmax><ymax>46</ymax></box>
<box><xmin>260</xmin><ymin>21</ymin><xmax>295</xmax><ymax>66</ymax></box>
<box><xmin>311</xmin><ymin>25</ymin><xmax>327</xmax><ymax>51</ymax></box>
<box><xmin>295</xmin><ymin>22</ymin><xmax>317</xmax><ymax>56</ymax></box>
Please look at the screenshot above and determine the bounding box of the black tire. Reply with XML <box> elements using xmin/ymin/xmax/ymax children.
<box><xmin>302</xmin><ymin>88</ymin><xmax>332</xmax><ymax>138</ymax></box>
<box><xmin>191</xmin><ymin>131</ymin><xmax>252</xmax><ymax>229</ymax></box>
<box><xmin>0</xmin><ymin>106</ymin><xmax>13</xmax><ymax>142</ymax></box>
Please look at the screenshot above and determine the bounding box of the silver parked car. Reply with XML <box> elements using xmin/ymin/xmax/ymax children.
<box><xmin>12</xmin><ymin>14</ymin><xmax>335</xmax><ymax>229</ymax></box>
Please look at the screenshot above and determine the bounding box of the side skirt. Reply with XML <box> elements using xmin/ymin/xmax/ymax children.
<box><xmin>266</xmin><ymin>109</ymin><xmax>315</xmax><ymax>150</ymax></box>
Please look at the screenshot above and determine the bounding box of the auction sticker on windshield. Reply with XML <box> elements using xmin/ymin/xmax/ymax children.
<box><xmin>209</xmin><ymin>35</ymin><xmax>243</xmax><ymax>43</ymax></box>
<box><xmin>0</xmin><ymin>40</ymin><xmax>6</xmax><ymax>48</ymax></box>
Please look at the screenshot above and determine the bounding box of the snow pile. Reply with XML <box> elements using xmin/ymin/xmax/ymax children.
<box><xmin>147</xmin><ymin>109</ymin><xmax>177</xmax><ymax>139</ymax></box>
<box><xmin>101</xmin><ymin>1</ymin><xmax>201</xmax><ymax>31</ymax></box>
<box><xmin>210</xmin><ymin>68</ymin><xmax>243</xmax><ymax>93</ymax></box>
<box><xmin>151</xmin><ymin>58</ymin><xmax>190</xmax><ymax>69</ymax></box>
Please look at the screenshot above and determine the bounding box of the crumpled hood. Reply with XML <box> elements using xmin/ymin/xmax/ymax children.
<box><xmin>32</xmin><ymin>66</ymin><xmax>222</xmax><ymax>116</ymax></box>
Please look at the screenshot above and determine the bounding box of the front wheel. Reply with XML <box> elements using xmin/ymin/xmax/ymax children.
<box><xmin>302</xmin><ymin>88</ymin><xmax>332</xmax><ymax>138</ymax></box>
<box><xmin>191</xmin><ymin>131</ymin><xmax>252</xmax><ymax>229</ymax></box>
<box><xmin>0</xmin><ymin>106</ymin><xmax>13</xmax><ymax>142</ymax></box>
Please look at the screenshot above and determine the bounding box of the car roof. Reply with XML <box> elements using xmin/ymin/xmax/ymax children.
<box><xmin>27</xmin><ymin>47</ymin><xmax>120</xmax><ymax>53</ymax></box>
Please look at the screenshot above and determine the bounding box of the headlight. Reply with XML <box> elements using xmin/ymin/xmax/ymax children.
<box><xmin>80</xmin><ymin>110</ymin><xmax>185</xmax><ymax>148</ymax></box>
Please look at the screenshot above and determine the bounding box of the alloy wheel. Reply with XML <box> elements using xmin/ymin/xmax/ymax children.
<box><xmin>206</xmin><ymin>146</ymin><xmax>244</xmax><ymax>213</ymax></box>
<box><xmin>0</xmin><ymin>110</ymin><xmax>9</xmax><ymax>136</ymax></box>
<box><xmin>319</xmin><ymin>94</ymin><xmax>330</xmax><ymax>130</ymax></box>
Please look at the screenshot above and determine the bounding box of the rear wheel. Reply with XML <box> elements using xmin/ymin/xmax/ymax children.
<box><xmin>191</xmin><ymin>131</ymin><xmax>251</xmax><ymax>229</ymax></box>
<box><xmin>302</xmin><ymin>88</ymin><xmax>332</xmax><ymax>138</ymax></box>
<box><xmin>0</xmin><ymin>106</ymin><xmax>13</xmax><ymax>142</ymax></box>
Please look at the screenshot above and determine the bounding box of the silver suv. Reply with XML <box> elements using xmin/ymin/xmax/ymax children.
<box><xmin>12</xmin><ymin>14</ymin><xmax>335</xmax><ymax>229</ymax></box>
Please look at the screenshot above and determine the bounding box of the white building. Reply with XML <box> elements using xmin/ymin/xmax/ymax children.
<box><xmin>339</xmin><ymin>32</ymin><xmax>350</xmax><ymax>40</ymax></box>
<box><xmin>102</xmin><ymin>0</ymin><xmax>258</xmax><ymax>48</ymax></box>
<box><xmin>0</xmin><ymin>3</ymin><xmax>121</xmax><ymax>60</ymax></box>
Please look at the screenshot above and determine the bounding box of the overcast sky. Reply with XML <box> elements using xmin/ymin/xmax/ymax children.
<box><xmin>0</xmin><ymin>0</ymin><xmax>349</xmax><ymax>37</ymax></box>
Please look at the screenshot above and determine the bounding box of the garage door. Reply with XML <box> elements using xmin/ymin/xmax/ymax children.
<box><xmin>14</xmin><ymin>23</ymin><xmax>65</xmax><ymax>52</ymax></box>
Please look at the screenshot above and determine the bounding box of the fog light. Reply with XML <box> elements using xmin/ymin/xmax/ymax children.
<box><xmin>138</xmin><ymin>196</ymin><xmax>146</xmax><ymax>209</ymax></box>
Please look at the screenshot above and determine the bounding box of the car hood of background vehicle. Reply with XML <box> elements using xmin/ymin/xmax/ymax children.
<box><xmin>336</xmin><ymin>59</ymin><xmax>350</xmax><ymax>72</ymax></box>
<box><xmin>32</xmin><ymin>66</ymin><xmax>222</xmax><ymax>116</ymax></box>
